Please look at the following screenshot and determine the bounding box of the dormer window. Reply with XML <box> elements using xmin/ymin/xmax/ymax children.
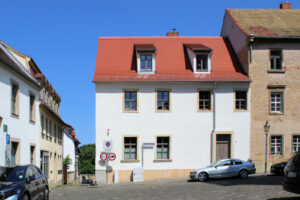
<box><xmin>196</xmin><ymin>54</ymin><xmax>209</xmax><ymax>72</ymax></box>
<box><xmin>135</xmin><ymin>44</ymin><xmax>156</xmax><ymax>74</ymax></box>
<box><xmin>184</xmin><ymin>44</ymin><xmax>212</xmax><ymax>74</ymax></box>
<box><xmin>140</xmin><ymin>54</ymin><xmax>153</xmax><ymax>72</ymax></box>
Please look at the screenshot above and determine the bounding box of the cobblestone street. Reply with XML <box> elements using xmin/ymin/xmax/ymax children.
<box><xmin>50</xmin><ymin>175</ymin><xmax>300</xmax><ymax>200</ymax></box>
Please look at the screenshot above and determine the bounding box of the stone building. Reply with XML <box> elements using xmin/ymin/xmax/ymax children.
<box><xmin>221</xmin><ymin>2</ymin><xmax>300</xmax><ymax>172</ymax></box>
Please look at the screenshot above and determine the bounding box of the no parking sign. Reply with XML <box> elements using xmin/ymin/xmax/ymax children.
<box><xmin>103</xmin><ymin>140</ymin><xmax>112</xmax><ymax>150</ymax></box>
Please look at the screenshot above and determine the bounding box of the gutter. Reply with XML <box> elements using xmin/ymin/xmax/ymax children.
<box><xmin>210</xmin><ymin>81</ymin><xmax>217</xmax><ymax>163</ymax></box>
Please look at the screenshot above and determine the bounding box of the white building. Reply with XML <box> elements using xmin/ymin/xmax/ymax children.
<box><xmin>94</xmin><ymin>32</ymin><xmax>251</xmax><ymax>183</ymax></box>
<box><xmin>63</xmin><ymin>125</ymin><xmax>80</xmax><ymax>184</ymax></box>
<box><xmin>0</xmin><ymin>41</ymin><xmax>41</xmax><ymax>166</ymax></box>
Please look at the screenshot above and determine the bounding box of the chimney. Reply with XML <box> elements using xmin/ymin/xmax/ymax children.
<box><xmin>280</xmin><ymin>2</ymin><xmax>291</xmax><ymax>10</ymax></box>
<box><xmin>167</xmin><ymin>28</ymin><xmax>179</xmax><ymax>36</ymax></box>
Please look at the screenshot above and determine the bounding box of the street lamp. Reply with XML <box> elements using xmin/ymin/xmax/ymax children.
<box><xmin>264</xmin><ymin>121</ymin><xmax>271</xmax><ymax>174</ymax></box>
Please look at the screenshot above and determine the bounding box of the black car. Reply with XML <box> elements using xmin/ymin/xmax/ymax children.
<box><xmin>0</xmin><ymin>165</ymin><xmax>49</xmax><ymax>200</ymax></box>
<box><xmin>283</xmin><ymin>151</ymin><xmax>300</xmax><ymax>194</ymax></box>
<box><xmin>270</xmin><ymin>162</ymin><xmax>287</xmax><ymax>175</ymax></box>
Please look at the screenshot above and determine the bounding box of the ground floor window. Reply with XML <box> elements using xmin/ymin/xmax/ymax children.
<box><xmin>30</xmin><ymin>145</ymin><xmax>35</xmax><ymax>164</ymax></box>
<box><xmin>11</xmin><ymin>141</ymin><xmax>19</xmax><ymax>165</ymax></box>
<box><xmin>40</xmin><ymin>151</ymin><xmax>49</xmax><ymax>177</ymax></box>
<box><xmin>293</xmin><ymin>135</ymin><xmax>300</xmax><ymax>153</ymax></box>
<box><xmin>271</xmin><ymin>136</ymin><xmax>282</xmax><ymax>155</ymax></box>
<box><xmin>124</xmin><ymin>137</ymin><xmax>137</xmax><ymax>160</ymax></box>
<box><xmin>156</xmin><ymin>136</ymin><xmax>170</xmax><ymax>159</ymax></box>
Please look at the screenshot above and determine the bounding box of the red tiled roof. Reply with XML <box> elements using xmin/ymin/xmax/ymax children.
<box><xmin>93</xmin><ymin>37</ymin><xmax>250</xmax><ymax>82</ymax></box>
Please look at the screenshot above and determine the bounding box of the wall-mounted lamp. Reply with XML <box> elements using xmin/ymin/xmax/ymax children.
<box><xmin>0</xmin><ymin>116</ymin><xmax>3</xmax><ymax>127</ymax></box>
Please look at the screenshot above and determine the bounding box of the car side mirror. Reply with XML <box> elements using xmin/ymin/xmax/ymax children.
<box><xmin>27</xmin><ymin>175</ymin><xmax>35</xmax><ymax>183</ymax></box>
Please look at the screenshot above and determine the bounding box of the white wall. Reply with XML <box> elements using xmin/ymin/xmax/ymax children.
<box><xmin>95</xmin><ymin>82</ymin><xmax>250</xmax><ymax>171</ymax></box>
<box><xmin>0</xmin><ymin>62</ymin><xmax>40</xmax><ymax>166</ymax></box>
<box><xmin>63</xmin><ymin>132</ymin><xmax>75</xmax><ymax>172</ymax></box>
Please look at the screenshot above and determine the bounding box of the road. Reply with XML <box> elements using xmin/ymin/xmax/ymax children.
<box><xmin>50</xmin><ymin>175</ymin><xmax>300</xmax><ymax>200</ymax></box>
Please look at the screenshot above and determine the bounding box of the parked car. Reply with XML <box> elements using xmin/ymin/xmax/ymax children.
<box><xmin>270</xmin><ymin>162</ymin><xmax>287</xmax><ymax>175</ymax></box>
<box><xmin>190</xmin><ymin>159</ymin><xmax>256</xmax><ymax>182</ymax></box>
<box><xmin>0</xmin><ymin>165</ymin><xmax>49</xmax><ymax>200</ymax></box>
<box><xmin>283</xmin><ymin>151</ymin><xmax>300</xmax><ymax>194</ymax></box>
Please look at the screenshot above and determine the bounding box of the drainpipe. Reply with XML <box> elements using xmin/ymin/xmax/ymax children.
<box><xmin>249</xmin><ymin>34</ymin><xmax>255</xmax><ymax>63</ymax></box>
<box><xmin>210</xmin><ymin>81</ymin><xmax>217</xmax><ymax>163</ymax></box>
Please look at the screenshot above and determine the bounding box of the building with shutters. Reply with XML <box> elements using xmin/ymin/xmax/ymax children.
<box><xmin>94</xmin><ymin>32</ymin><xmax>251</xmax><ymax>183</ymax></box>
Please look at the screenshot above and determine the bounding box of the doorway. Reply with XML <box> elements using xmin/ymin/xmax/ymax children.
<box><xmin>216</xmin><ymin>134</ymin><xmax>231</xmax><ymax>160</ymax></box>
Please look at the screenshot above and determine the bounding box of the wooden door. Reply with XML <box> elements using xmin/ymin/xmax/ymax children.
<box><xmin>216</xmin><ymin>134</ymin><xmax>231</xmax><ymax>161</ymax></box>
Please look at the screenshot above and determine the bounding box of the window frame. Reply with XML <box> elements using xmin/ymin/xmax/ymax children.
<box><xmin>270</xmin><ymin>135</ymin><xmax>283</xmax><ymax>156</ymax></box>
<box><xmin>154</xmin><ymin>135</ymin><xmax>172</xmax><ymax>162</ymax></box>
<box><xmin>292</xmin><ymin>135</ymin><xmax>300</xmax><ymax>153</ymax></box>
<box><xmin>155</xmin><ymin>89</ymin><xmax>171</xmax><ymax>112</ymax></box>
<box><xmin>269</xmin><ymin>49</ymin><xmax>283</xmax><ymax>71</ymax></box>
<box><xmin>269</xmin><ymin>91</ymin><xmax>284</xmax><ymax>115</ymax></box>
<box><xmin>197</xmin><ymin>89</ymin><xmax>213</xmax><ymax>112</ymax></box>
<box><xmin>123</xmin><ymin>89</ymin><xmax>139</xmax><ymax>113</ymax></box>
<box><xmin>137</xmin><ymin>51</ymin><xmax>156</xmax><ymax>74</ymax></box>
<box><xmin>11</xmin><ymin>80</ymin><xmax>19</xmax><ymax>117</ymax></box>
<box><xmin>193</xmin><ymin>52</ymin><xmax>211</xmax><ymax>74</ymax></box>
<box><xmin>29</xmin><ymin>92</ymin><xmax>36</xmax><ymax>123</ymax></box>
<box><xmin>121</xmin><ymin>135</ymin><xmax>139</xmax><ymax>162</ymax></box>
<box><xmin>234</xmin><ymin>90</ymin><xmax>248</xmax><ymax>112</ymax></box>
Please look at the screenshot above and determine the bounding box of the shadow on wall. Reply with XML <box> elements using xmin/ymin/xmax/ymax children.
<box><xmin>193</xmin><ymin>175</ymin><xmax>285</xmax><ymax>186</ymax></box>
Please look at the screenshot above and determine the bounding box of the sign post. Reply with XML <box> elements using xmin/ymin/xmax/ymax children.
<box><xmin>5</xmin><ymin>133</ymin><xmax>11</xmax><ymax>166</ymax></box>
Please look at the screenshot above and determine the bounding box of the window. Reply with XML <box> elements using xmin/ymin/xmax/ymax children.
<box><xmin>270</xmin><ymin>92</ymin><xmax>283</xmax><ymax>113</ymax></box>
<box><xmin>124</xmin><ymin>137</ymin><xmax>137</xmax><ymax>160</ymax></box>
<box><xmin>124</xmin><ymin>91</ymin><xmax>138</xmax><ymax>112</ymax></box>
<box><xmin>293</xmin><ymin>136</ymin><xmax>300</xmax><ymax>153</ymax></box>
<box><xmin>235</xmin><ymin>91</ymin><xmax>247</xmax><ymax>110</ymax></box>
<box><xmin>29</xmin><ymin>94</ymin><xmax>35</xmax><ymax>122</ymax></box>
<box><xmin>271</xmin><ymin>136</ymin><xmax>282</xmax><ymax>155</ymax></box>
<box><xmin>156</xmin><ymin>91</ymin><xmax>170</xmax><ymax>111</ymax></box>
<box><xmin>54</xmin><ymin>124</ymin><xmax>57</xmax><ymax>142</ymax></box>
<box><xmin>45</xmin><ymin>118</ymin><xmax>48</xmax><ymax>136</ymax></box>
<box><xmin>49</xmin><ymin>121</ymin><xmax>52</xmax><ymax>139</ymax></box>
<box><xmin>270</xmin><ymin>50</ymin><xmax>282</xmax><ymax>70</ymax></box>
<box><xmin>40</xmin><ymin>151</ymin><xmax>49</xmax><ymax>177</ymax></box>
<box><xmin>196</xmin><ymin>54</ymin><xmax>208</xmax><ymax>72</ymax></box>
<box><xmin>41</xmin><ymin>115</ymin><xmax>44</xmax><ymax>135</ymax></box>
<box><xmin>156</xmin><ymin>137</ymin><xmax>170</xmax><ymax>159</ymax></box>
<box><xmin>140</xmin><ymin>54</ymin><xmax>153</xmax><ymax>72</ymax></box>
<box><xmin>30</xmin><ymin>146</ymin><xmax>35</xmax><ymax>164</ymax></box>
<box><xmin>11</xmin><ymin>83</ymin><xmax>19</xmax><ymax>116</ymax></box>
<box><xmin>199</xmin><ymin>91</ymin><xmax>211</xmax><ymax>111</ymax></box>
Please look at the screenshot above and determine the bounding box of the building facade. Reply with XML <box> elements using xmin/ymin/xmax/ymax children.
<box><xmin>221</xmin><ymin>2</ymin><xmax>300</xmax><ymax>172</ymax></box>
<box><xmin>0</xmin><ymin>41</ymin><xmax>41</xmax><ymax>167</ymax></box>
<box><xmin>94</xmin><ymin>34</ymin><xmax>251</xmax><ymax>183</ymax></box>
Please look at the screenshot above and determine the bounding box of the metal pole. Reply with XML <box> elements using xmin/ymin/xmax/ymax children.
<box><xmin>265</xmin><ymin>133</ymin><xmax>268</xmax><ymax>174</ymax></box>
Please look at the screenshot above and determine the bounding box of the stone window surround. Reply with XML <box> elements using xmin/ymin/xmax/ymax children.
<box><xmin>10</xmin><ymin>79</ymin><xmax>20</xmax><ymax>118</ymax></box>
<box><xmin>268</xmin><ymin>48</ymin><xmax>285</xmax><ymax>73</ymax></box>
<box><xmin>268</xmin><ymin>85</ymin><xmax>285</xmax><ymax>115</ymax></box>
<box><xmin>270</xmin><ymin>135</ymin><xmax>283</xmax><ymax>156</ymax></box>
<box><xmin>155</xmin><ymin>89</ymin><xmax>172</xmax><ymax>113</ymax></box>
<box><xmin>121</xmin><ymin>135</ymin><xmax>140</xmax><ymax>163</ymax></box>
<box><xmin>197</xmin><ymin>89</ymin><xmax>213</xmax><ymax>112</ymax></box>
<box><xmin>154</xmin><ymin>135</ymin><xmax>172</xmax><ymax>162</ymax></box>
<box><xmin>233</xmin><ymin>89</ymin><xmax>249</xmax><ymax>112</ymax></box>
<box><xmin>122</xmin><ymin>89</ymin><xmax>139</xmax><ymax>113</ymax></box>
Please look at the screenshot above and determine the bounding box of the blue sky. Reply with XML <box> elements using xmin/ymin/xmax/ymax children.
<box><xmin>1</xmin><ymin>0</ymin><xmax>299</xmax><ymax>145</ymax></box>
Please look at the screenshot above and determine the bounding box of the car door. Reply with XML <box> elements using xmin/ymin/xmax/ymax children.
<box><xmin>230</xmin><ymin>160</ymin><xmax>243</xmax><ymax>176</ymax></box>
<box><xmin>25</xmin><ymin>166</ymin><xmax>38</xmax><ymax>200</ymax></box>
<box><xmin>32</xmin><ymin>166</ymin><xmax>43</xmax><ymax>199</ymax></box>
<box><xmin>215</xmin><ymin>160</ymin><xmax>232</xmax><ymax>178</ymax></box>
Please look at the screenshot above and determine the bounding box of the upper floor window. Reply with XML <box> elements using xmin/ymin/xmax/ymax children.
<box><xmin>199</xmin><ymin>91</ymin><xmax>212</xmax><ymax>111</ymax></box>
<box><xmin>196</xmin><ymin>54</ymin><xmax>209</xmax><ymax>72</ymax></box>
<box><xmin>29</xmin><ymin>94</ymin><xmax>36</xmax><ymax>122</ymax></box>
<box><xmin>11</xmin><ymin>82</ymin><xmax>19</xmax><ymax>116</ymax></box>
<box><xmin>270</xmin><ymin>50</ymin><xmax>282</xmax><ymax>70</ymax></box>
<box><xmin>123</xmin><ymin>90</ymin><xmax>138</xmax><ymax>112</ymax></box>
<box><xmin>293</xmin><ymin>135</ymin><xmax>300</xmax><ymax>153</ymax></box>
<box><xmin>156</xmin><ymin>90</ymin><xmax>170</xmax><ymax>111</ymax></box>
<box><xmin>135</xmin><ymin>44</ymin><xmax>156</xmax><ymax>74</ymax></box>
<box><xmin>270</xmin><ymin>92</ymin><xmax>283</xmax><ymax>114</ymax></box>
<box><xmin>235</xmin><ymin>91</ymin><xmax>247</xmax><ymax>111</ymax></box>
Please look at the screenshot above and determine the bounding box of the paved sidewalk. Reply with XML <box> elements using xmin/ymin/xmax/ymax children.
<box><xmin>50</xmin><ymin>175</ymin><xmax>300</xmax><ymax>200</ymax></box>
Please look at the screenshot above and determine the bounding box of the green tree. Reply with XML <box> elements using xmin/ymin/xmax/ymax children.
<box><xmin>63</xmin><ymin>155</ymin><xmax>72</xmax><ymax>169</ymax></box>
<box><xmin>78</xmin><ymin>144</ymin><xmax>95</xmax><ymax>174</ymax></box>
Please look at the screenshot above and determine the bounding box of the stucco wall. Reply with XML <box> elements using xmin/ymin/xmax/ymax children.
<box><xmin>63</xmin><ymin>132</ymin><xmax>75</xmax><ymax>172</ymax></box>
<box><xmin>95</xmin><ymin>82</ymin><xmax>250</xmax><ymax>182</ymax></box>
<box><xmin>250</xmin><ymin>41</ymin><xmax>300</xmax><ymax>172</ymax></box>
<box><xmin>0</xmin><ymin>62</ymin><xmax>40</xmax><ymax>166</ymax></box>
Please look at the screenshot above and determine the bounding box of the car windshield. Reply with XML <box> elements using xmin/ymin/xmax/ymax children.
<box><xmin>207</xmin><ymin>160</ymin><xmax>223</xmax><ymax>167</ymax></box>
<box><xmin>0</xmin><ymin>166</ymin><xmax>26</xmax><ymax>182</ymax></box>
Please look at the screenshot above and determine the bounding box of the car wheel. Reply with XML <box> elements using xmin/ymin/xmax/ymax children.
<box><xmin>198</xmin><ymin>172</ymin><xmax>208</xmax><ymax>182</ymax></box>
<box><xmin>44</xmin><ymin>187</ymin><xmax>49</xmax><ymax>200</ymax></box>
<box><xmin>239</xmin><ymin>169</ymin><xmax>248</xmax><ymax>179</ymax></box>
<box><xmin>22</xmin><ymin>194</ymin><xmax>30</xmax><ymax>200</ymax></box>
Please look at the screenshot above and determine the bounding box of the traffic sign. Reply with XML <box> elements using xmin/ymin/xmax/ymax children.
<box><xmin>6</xmin><ymin>134</ymin><xmax>10</xmax><ymax>145</ymax></box>
<box><xmin>103</xmin><ymin>140</ymin><xmax>113</xmax><ymax>150</ymax></box>
<box><xmin>100</xmin><ymin>153</ymin><xmax>108</xmax><ymax>161</ymax></box>
<box><xmin>108</xmin><ymin>153</ymin><xmax>116</xmax><ymax>161</ymax></box>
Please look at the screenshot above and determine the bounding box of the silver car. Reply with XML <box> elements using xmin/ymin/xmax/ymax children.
<box><xmin>190</xmin><ymin>159</ymin><xmax>256</xmax><ymax>182</ymax></box>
